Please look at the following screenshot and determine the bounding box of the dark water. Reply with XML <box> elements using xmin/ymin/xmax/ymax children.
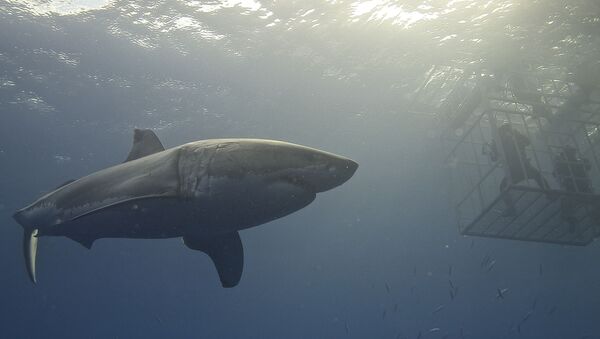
<box><xmin>1</xmin><ymin>1</ymin><xmax>600</xmax><ymax>338</ymax></box>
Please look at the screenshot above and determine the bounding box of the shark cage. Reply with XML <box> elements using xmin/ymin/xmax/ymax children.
<box><xmin>413</xmin><ymin>65</ymin><xmax>600</xmax><ymax>246</ymax></box>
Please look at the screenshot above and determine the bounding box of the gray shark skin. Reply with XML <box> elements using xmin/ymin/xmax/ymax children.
<box><xmin>13</xmin><ymin>129</ymin><xmax>358</xmax><ymax>287</ymax></box>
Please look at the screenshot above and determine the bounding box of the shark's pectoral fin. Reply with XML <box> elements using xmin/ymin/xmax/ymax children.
<box><xmin>66</xmin><ymin>234</ymin><xmax>96</xmax><ymax>249</ymax></box>
<box><xmin>23</xmin><ymin>228</ymin><xmax>39</xmax><ymax>284</ymax></box>
<box><xmin>183</xmin><ymin>232</ymin><xmax>244</xmax><ymax>288</ymax></box>
<box><xmin>124</xmin><ymin>128</ymin><xmax>165</xmax><ymax>162</ymax></box>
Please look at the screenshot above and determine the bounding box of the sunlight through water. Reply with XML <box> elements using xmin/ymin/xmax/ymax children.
<box><xmin>187</xmin><ymin>0</ymin><xmax>262</xmax><ymax>13</ymax></box>
<box><xmin>351</xmin><ymin>0</ymin><xmax>444</xmax><ymax>27</ymax></box>
<box><xmin>10</xmin><ymin>0</ymin><xmax>112</xmax><ymax>15</ymax></box>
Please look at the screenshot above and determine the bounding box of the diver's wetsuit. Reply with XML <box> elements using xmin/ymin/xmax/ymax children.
<box><xmin>554</xmin><ymin>150</ymin><xmax>592</xmax><ymax>194</ymax></box>
<box><xmin>491</xmin><ymin>126</ymin><xmax>550</xmax><ymax>215</ymax></box>
<box><xmin>553</xmin><ymin>148</ymin><xmax>594</xmax><ymax>230</ymax></box>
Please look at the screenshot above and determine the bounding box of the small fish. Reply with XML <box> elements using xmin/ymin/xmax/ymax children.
<box><xmin>449</xmin><ymin>289</ymin><xmax>455</xmax><ymax>300</ymax></box>
<box><xmin>382</xmin><ymin>309</ymin><xmax>387</xmax><ymax>320</ymax></box>
<box><xmin>385</xmin><ymin>282</ymin><xmax>391</xmax><ymax>294</ymax></box>
<box><xmin>417</xmin><ymin>331</ymin><xmax>422</xmax><ymax>339</ymax></box>
<box><xmin>531</xmin><ymin>297</ymin><xmax>537</xmax><ymax>310</ymax></box>
<box><xmin>154</xmin><ymin>315</ymin><xmax>163</xmax><ymax>324</ymax></box>
<box><xmin>432</xmin><ymin>305</ymin><xmax>445</xmax><ymax>314</ymax></box>
<box><xmin>470</xmin><ymin>239</ymin><xmax>475</xmax><ymax>249</ymax></box>
<box><xmin>481</xmin><ymin>254</ymin><xmax>491</xmax><ymax>267</ymax></box>
<box><xmin>429</xmin><ymin>327</ymin><xmax>441</xmax><ymax>333</ymax></box>
<box><xmin>521</xmin><ymin>310</ymin><xmax>533</xmax><ymax>323</ymax></box>
<box><xmin>413</xmin><ymin>266</ymin><xmax>417</xmax><ymax>276</ymax></box>
<box><xmin>345</xmin><ymin>321</ymin><xmax>349</xmax><ymax>334</ymax></box>
<box><xmin>394</xmin><ymin>303</ymin><xmax>399</xmax><ymax>312</ymax></box>
<box><xmin>449</xmin><ymin>279</ymin><xmax>455</xmax><ymax>290</ymax></box>
<box><xmin>496</xmin><ymin>288</ymin><xmax>509</xmax><ymax>299</ymax></box>
<box><xmin>547</xmin><ymin>306</ymin><xmax>557</xmax><ymax>315</ymax></box>
<box><xmin>486</xmin><ymin>260</ymin><xmax>496</xmax><ymax>272</ymax></box>
<box><xmin>448</xmin><ymin>265</ymin><xmax>453</xmax><ymax>276</ymax></box>
<box><xmin>460</xmin><ymin>327</ymin><xmax>465</xmax><ymax>338</ymax></box>
<box><xmin>539</xmin><ymin>263</ymin><xmax>543</xmax><ymax>276</ymax></box>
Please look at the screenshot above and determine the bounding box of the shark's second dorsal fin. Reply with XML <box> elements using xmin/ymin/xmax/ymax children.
<box><xmin>66</xmin><ymin>234</ymin><xmax>96</xmax><ymax>249</ymax></box>
<box><xmin>124</xmin><ymin>129</ymin><xmax>165</xmax><ymax>162</ymax></box>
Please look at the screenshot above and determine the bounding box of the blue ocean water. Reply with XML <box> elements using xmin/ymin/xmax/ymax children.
<box><xmin>1</xmin><ymin>1</ymin><xmax>600</xmax><ymax>338</ymax></box>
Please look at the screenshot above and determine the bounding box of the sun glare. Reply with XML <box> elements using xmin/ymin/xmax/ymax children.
<box><xmin>187</xmin><ymin>0</ymin><xmax>262</xmax><ymax>13</ymax></box>
<box><xmin>351</xmin><ymin>0</ymin><xmax>445</xmax><ymax>27</ymax></box>
<box><xmin>12</xmin><ymin>0</ymin><xmax>113</xmax><ymax>15</ymax></box>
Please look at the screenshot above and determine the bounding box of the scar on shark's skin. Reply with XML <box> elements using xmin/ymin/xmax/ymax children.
<box><xmin>13</xmin><ymin>129</ymin><xmax>358</xmax><ymax>287</ymax></box>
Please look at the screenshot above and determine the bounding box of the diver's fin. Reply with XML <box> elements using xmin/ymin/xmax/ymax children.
<box><xmin>124</xmin><ymin>128</ymin><xmax>165</xmax><ymax>162</ymax></box>
<box><xmin>23</xmin><ymin>228</ymin><xmax>39</xmax><ymax>284</ymax></box>
<box><xmin>183</xmin><ymin>232</ymin><xmax>244</xmax><ymax>288</ymax></box>
<box><xmin>66</xmin><ymin>234</ymin><xmax>95</xmax><ymax>249</ymax></box>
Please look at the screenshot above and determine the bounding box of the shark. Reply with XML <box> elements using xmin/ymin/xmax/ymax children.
<box><xmin>13</xmin><ymin>129</ymin><xmax>358</xmax><ymax>287</ymax></box>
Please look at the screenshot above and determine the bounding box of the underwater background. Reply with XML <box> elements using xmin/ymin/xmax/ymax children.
<box><xmin>1</xmin><ymin>0</ymin><xmax>600</xmax><ymax>338</ymax></box>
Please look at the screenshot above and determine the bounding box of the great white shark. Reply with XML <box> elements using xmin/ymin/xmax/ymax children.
<box><xmin>13</xmin><ymin>129</ymin><xmax>358</xmax><ymax>287</ymax></box>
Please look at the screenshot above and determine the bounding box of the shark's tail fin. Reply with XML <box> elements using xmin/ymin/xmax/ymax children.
<box><xmin>23</xmin><ymin>228</ymin><xmax>39</xmax><ymax>284</ymax></box>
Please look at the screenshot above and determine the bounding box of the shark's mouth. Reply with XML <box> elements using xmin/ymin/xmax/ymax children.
<box><xmin>281</xmin><ymin>175</ymin><xmax>316</xmax><ymax>193</ymax></box>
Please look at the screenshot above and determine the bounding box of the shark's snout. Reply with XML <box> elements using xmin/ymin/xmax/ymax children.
<box><xmin>301</xmin><ymin>154</ymin><xmax>358</xmax><ymax>193</ymax></box>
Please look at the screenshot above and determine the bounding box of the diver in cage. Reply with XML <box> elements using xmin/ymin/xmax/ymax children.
<box><xmin>552</xmin><ymin>145</ymin><xmax>593</xmax><ymax>231</ymax></box>
<box><xmin>484</xmin><ymin>124</ymin><xmax>551</xmax><ymax>216</ymax></box>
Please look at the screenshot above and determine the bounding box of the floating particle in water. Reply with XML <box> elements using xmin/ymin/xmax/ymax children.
<box><xmin>53</xmin><ymin>155</ymin><xmax>72</xmax><ymax>164</ymax></box>
<box><xmin>520</xmin><ymin>310</ymin><xmax>533</xmax><ymax>326</ymax></box>
<box><xmin>486</xmin><ymin>260</ymin><xmax>496</xmax><ymax>272</ymax></box>
<box><xmin>481</xmin><ymin>254</ymin><xmax>491</xmax><ymax>267</ymax></box>
<box><xmin>496</xmin><ymin>288</ymin><xmax>509</xmax><ymax>299</ymax></box>
<box><xmin>154</xmin><ymin>315</ymin><xmax>163</xmax><ymax>324</ymax></box>
<box><xmin>432</xmin><ymin>305</ymin><xmax>445</xmax><ymax>314</ymax></box>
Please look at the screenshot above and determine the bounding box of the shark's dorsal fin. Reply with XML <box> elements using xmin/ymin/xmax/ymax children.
<box><xmin>124</xmin><ymin>129</ymin><xmax>165</xmax><ymax>162</ymax></box>
<box><xmin>183</xmin><ymin>232</ymin><xmax>244</xmax><ymax>288</ymax></box>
